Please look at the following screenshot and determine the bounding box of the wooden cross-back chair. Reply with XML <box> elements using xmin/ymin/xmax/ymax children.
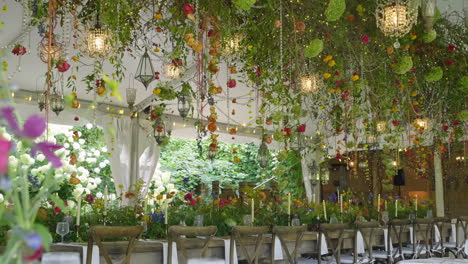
<box><xmin>456</xmin><ymin>216</ymin><xmax>468</xmax><ymax>258</ymax></box>
<box><xmin>86</xmin><ymin>225</ymin><xmax>144</xmax><ymax>264</ymax></box>
<box><xmin>271</xmin><ymin>225</ymin><xmax>307</xmax><ymax>264</ymax></box>
<box><xmin>432</xmin><ymin>216</ymin><xmax>451</xmax><ymax>256</ymax></box>
<box><xmin>318</xmin><ymin>223</ymin><xmax>351</xmax><ymax>264</ymax></box>
<box><xmin>412</xmin><ymin>218</ymin><xmax>433</xmax><ymax>258</ymax></box>
<box><xmin>355</xmin><ymin>221</ymin><xmax>380</xmax><ymax>263</ymax></box>
<box><xmin>167</xmin><ymin>225</ymin><xmax>221</xmax><ymax>264</ymax></box>
<box><xmin>230</xmin><ymin>226</ymin><xmax>269</xmax><ymax>264</ymax></box>
<box><xmin>387</xmin><ymin>219</ymin><xmax>411</xmax><ymax>264</ymax></box>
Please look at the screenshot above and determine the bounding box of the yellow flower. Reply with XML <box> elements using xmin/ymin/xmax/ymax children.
<box><xmin>2</xmin><ymin>6</ymin><xmax>8</xmax><ymax>12</ymax></box>
<box><xmin>154</xmin><ymin>12</ymin><xmax>163</xmax><ymax>20</ymax></box>
<box><xmin>153</xmin><ymin>88</ymin><xmax>161</xmax><ymax>95</ymax></box>
<box><xmin>412</xmin><ymin>101</ymin><xmax>419</xmax><ymax>105</ymax></box>
<box><xmin>351</xmin><ymin>75</ymin><xmax>359</xmax><ymax>81</ymax></box>
<box><xmin>328</xmin><ymin>60</ymin><xmax>336</xmax><ymax>67</ymax></box>
<box><xmin>72</xmin><ymin>75</ymin><xmax>77</xmax><ymax>80</ymax></box>
<box><xmin>323</xmin><ymin>73</ymin><xmax>331</xmax><ymax>79</ymax></box>
<box><xmin>399</xmin><ymin>84</ymin><xmax>405</xmax><ymax>89</ymax></box>
<box><xmin>2</xmin><ymin>61</ymin><xmax>8</xmax><ymax>67</ymax></box>
<box><xmin>153</xmin><ymin>48</ymin><xmax>160</xmax><ymax>52</ymax></box>
<box><xmin>328</xmin><ymin>88</ymin><xmax>335</xmax><ymax>93</ymax></box>
<box><xmin>247</xmin><ymin>45</ymin><xmax>253</xmax><ymax>51</ymax></box>
<box><xmin>410</xmin><ymin>32</ymin><xmax>417</xmax><ymax>40</ymax></box>
<box><xmin>411</xmin><ymin>91</ymin><xmax>418</xmax><ymax>96</ymax></box>
<box><xmin>335</xmin><ymin>88</ymin><xmax>342</xmax><ymax>93</ymax></box>
<box><xmin>72</xmin><ymin>56</ymin><xmax>79</xmax><ymax>62</ymax></box>
<box><xmin>323</xmin><ymin>55</ymin><xmax>333</xmax><ymax>62</ymax></box>
<box><xmin>156</xmin><ymin>194</ymin><xmax>163</xmax><ymax>200</ymax></box>
<box><xmin>118</xmin><ymin>184</ymin><xmax>124</xmax><ymax>189</ymax></box>
<box><xmin>392</xmin><ymin>106</ymin><xmax>399</xmax><ymax>112</ymax></box>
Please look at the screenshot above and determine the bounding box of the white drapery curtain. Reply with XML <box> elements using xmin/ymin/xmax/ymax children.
<box><xmin>301</xmin><ymin>149</ymin><xmax>320</xmax><ymax>203</ymax></box>
<box><xmin>104</xmin><ymin>117</ymin><xmax>159</xmax><ymax>204</ymax></box>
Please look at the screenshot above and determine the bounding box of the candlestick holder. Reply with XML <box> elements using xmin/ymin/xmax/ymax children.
<box><xmin>75</xmin><ymin>224</ymin><xmax>82</xmax><ymax>242</ymax></box>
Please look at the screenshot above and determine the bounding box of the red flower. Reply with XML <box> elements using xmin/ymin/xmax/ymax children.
<box><xmin>85</xmin><ymin>194</ymin><xmax>94</xmax><ymax>204</ymax></box>
<box><xmin>334</xmin><ymin>71</ymin><xmax>340</xmax><ymax>76</ymax></box>
<box><xmin>184</xmin><ymin>192</ymin><xmax>197</xmax><ymax>206</ymax></box>
<box><xmin>360</xmin><ymin>34</ymin><xmax>369</xmax><ymax>44</ymax></box>
<box><xmin>335</xmin><ymin>153</ymin><xmax>343</xmax><ymax>159</ymax></box>
<box><xmin>54</xmin><ymin>206</ymin><xmax>61</xmax><ymax>213</ymax></box>
<box><xmin>393</xmin><ymin>98</ymin><xmax>399</xmax><ymax>103</ymax></box>
<box><xmin>335</xmin><ymin>80</ymin><xmax>342</xmax><ymax>85</ymax></box>
<box><xmin>346</xmin><ymin>15</ymin><xmax>355</xmax><ymax>21</ymax></box>
<box><xmin>183</xmin><ymin>4</ymin><xmax>195</xmax><ymax>15</ymax></box>
<box><xmin>12</xmin><ymin>44</ymin><xmax>26</xmax><ymax>56</ymax></box>
<box><xmin>218</xmin><ymin>198</ymin><xmax>232</xmax><ymax>209</ymax></box>
<box><xmin>442</xmin><ymin>125</ymin><xmax>449</xmax><ymax>131</ymax></box>
<box><xmin>453</xmin><ymin>120</ymin><xmax>459</xmax><ymax>126</ymax></box>
<box><xmin>297</xmin><ymin>124</ymin><xmax>306</xmax><ymax>133</ymax></box>
<box><xmin>448</xmin><ymin>44</ymin><xmax>456</xmax><ymax>52</ymax></box>
<box><xmin>281</xmin><ymin>127</ymin><xmax>291</xmax><ymax>136</ymax></box>
<box><xmin>56</xmin><ymin>60</ymin><xmax>71</xmax><ymax>72</ymax></box>
<box><xmin>445</xmin><ymin>59</ymin><xmax>453</xmax><ymax>67</ymax></box>
<box><xmin>74</xmin><ymin>117</ymin><xmax>79</xmax><ymax>121</ymax></box>
<box><xmin>392</xmin><ymin>120</ymin><xmax>399</xmax><ymax>126</ymax></box>
<box><xmin>156</xmin><ymin>126</ymin><xmax>163</xmax><ymax>133</ymax></box>
<box><xmin>325</xmin><ymin>33</ymin><xmax>331</xmax><ymax>39</ymax></box>
<box><xmin>256</xmin><ymin>67</ymin><xmax>262</xmax><ymax>77</ymax></box>
<box><xmin>227</xmin><ymin>79</ymin><xmax>236</xmax><ymax>88</ymax></box>
<box><xmin>172</xmin><ymin>59</ymin><xmax>183</xmax><ymax>66</ymax></box>
<box><xmin>295</xmin><ymin>20</ymin><xmax>306</xmax><ymax>32</ymax></box>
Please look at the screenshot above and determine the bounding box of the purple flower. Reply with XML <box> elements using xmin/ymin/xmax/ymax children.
<box><xmin>0</xmin><ymin>107</ymin><xmax>62</xmax><ymax>168</ymax></box>
<box><xmin>0</xmin><ymin>136</ymin><xmax>11</xmax><ymax>174</ymax></box>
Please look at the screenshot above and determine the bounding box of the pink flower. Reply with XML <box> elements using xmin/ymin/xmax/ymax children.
<box><xmin>360</xmin><ymin>34</ymin><xmax>369</xmax><ymax>44</ymax></box>
<box><xmin>0</xmin><ymin>136</ymin><xmax>11</xmax><ymax>174</ymax></box>
<box><xmin>218</xmin><ymin>198</ymin><xmax>232</xmax><ymax>209</ymax></box>
<box><xmin>295</xmin><ymin>20</ymin><xmax>306</xmax><ymax>32</ymax></box>
<box><xmin>282</xmin><ymin>127</ymin><xmax>292</xmax><ymax>136</ymax></box>
<box><xmin>12</xmin><ymin>44</ymin><xmax>26</xmax><ymax>56</ymax></box>
<box><xmin>85</xmin><ymin>194</ymin><xmax>95</xmax><ymax>204</ymax></box>
<box><xmin>442</xmin><ymin>125</ymin><xmax>449</xmax><ymax>131</ymax></box>
<box><xmin>325</xmin><ymin>33</ymin><xmax>331</xmax><ymax>39</ymax></box>
<box><xmin>227</xmin><ymin>79</ymin><xmax>236</xmax><ymax>88</ymax></box>
<box><xmin>183</xmin><ymin>4</ymin><xmax>195</xmax><ymax>15</ymax></box>
<box><xmin>56</xmin><ymin>60</ymin><xmax>71</xmax><ymax>72</ymax></box>
<box><xmin>184</xmin><ymin>192</ymin><xmax>197</xmax><ymax>206</ymax></box>
<box><xmin>448</xmin><ymin>44</ymin><xmax>456</xmax><ymax>52</ymax></box>
<box><xmin>392</xmin><ymin>120</ymin><xmax>399</xmax><ymax>126</ymax></box>
<box><xmin>297</xmin><ymin>124</ymin><xmax>306</xmax><ymax>133</ymax></box>
<box><xmin>453</xmin><ymin>120</ymin><xmax>459</xmax><ymax>126</ymax></box>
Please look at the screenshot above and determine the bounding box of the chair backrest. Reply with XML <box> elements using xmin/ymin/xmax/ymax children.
<box><xmin>272</xmin><ymin>225</ymin><xmax>307</xmax><ymax>264</ymax></box>
<box><xmin>230</xmin><ymin>226</ymin><xmax>269</xmax><ymax>264</ymax></box>
<box><xmin>86</xmin><ymin>225</ymin><xmax>144</xmax><ymax>264</ymax></box>
<box><xmin>356</xmin><ymin>221</ymin><xmax>380</xmax><ymax>262</ymax></box>
<box><xmin>456</xmin><ymin>216</ymin><xmax>468</xmax><ymax>247</ymax></box>
<box><xmin>167</xmin><ymin>225</ymin><xmax>217</xmax><ymax>264</ymax></box>
<box><xmin>388</xmin><ymin>219</ymin><xmax>411</xmax><ymax>260</ymax></box>
<box><xmin>319</xmin><ymin>223</ymin><xmax>351</xmax><ymax>264</ymax></box>
<box><xmin>414</xmin><ymin>218</ymin><xmax>433</xmax><ymax>254</ymax></box>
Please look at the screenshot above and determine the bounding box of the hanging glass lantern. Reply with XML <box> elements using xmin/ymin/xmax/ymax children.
<box><xmin>37</xmin><ymin>91</ymin><xmax>47</xmax><ymax>111</ymax></box>
<box><xmin>375</xmin><ymin>0</ymin><xmax>418</xmax><ymax>38</ymax></box>
<box><xmin>153</xmin><ymin>118</ymin><xmax>167</xmax><ymax>145</ymax></box>
<box><xmin>135</xmin><ymin>49</ymin><xmax>155</xmax><ymax>90</ymax></box>
<box><xmin>50</xmin><ymin>93</ymin><xmax>65</xmax><ymax>116</ymax></box>
<box><xmin>126</xmin><ymin>86</ymin><xmax>136</xmax><ymax>110</ymax></box>
<box><xmin>82</xmin><ymin>14</ymin><xmax>112</xmax><ymax>59</ymax></box>
<box><xmin>207</xmin><ymin>149</ymin><xmax>217</xmax><ymax>160</ymax></box>
<box><xmin>177</xmin><ymin>92</ymin><xmax>191</xmax><ymax>119</ymax></box>
<box><xmin>421</xmin><ymin>0</ymin><xmax>436</xmax><ymax>30</ymax></box>
<box><xmin>300</xmin><ymin>74</ymin><xmax>322</xmax><ymax>93</ymax></box>
<box><xmin>38</xmin><ymin>37</ymin><xmax>62</xmax><ymax>64</ymax></box>
<box><xmin>377</xmin><ymin>121</ymin><xmax>387</xmax><ymax>133</ymax></box>
<box><xmin>257</xmin><ymin>139</ymin><xmax>269</xmax><ymax>168</ymax></box>
<box><xmin>290</xmin><ymin>132</ymin><xmax>306</xmax><ymax>154</ymax></box>
<box><xmin>223</xmin><ymin>34</ymin><xmax>242</xmax><ymax>55</ymax></box>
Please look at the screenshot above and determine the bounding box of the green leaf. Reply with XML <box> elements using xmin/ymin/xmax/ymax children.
<box><xmin>424</xmin><ymin>67</ymin><xmax>443</xmax><ymax>82</ymax></box>
<box><xmin>304</xmin><ymin>39</ymin><xmax>324</xmax><ymax>58</ymax></box>
<box><xmin>102</xmin><ymin>74</ymin><xmax>122</xmax><ymax>102</ymax></box>
<box><xmin>394</xmin><ymin>56</ymin><xmax>413</xmax><ymax>75</ymax></box>
<box><xmin>422</xmin><ymin>29</ymin><xmax>437</xmax><ymax>43</ymax></box>
<box><xmin>232</xmin><ymin>0</ymin><xmax>256</xmax><ymax>11</ymax></box>
<box><xmin>325</xmin><ymin>0</ymin><xmax>346</xmax><ymax>21</ymax></box>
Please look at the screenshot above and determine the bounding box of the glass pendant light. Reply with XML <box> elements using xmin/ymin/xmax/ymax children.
<box><xmin>135</xmin><ymin>49</ymin><xmax>155</xmax><ymax>90</ymax></box>
<box><xmin>257</xmin><ymin>139</ymin><xmax>270</xmax><ymax>168</ymax></box>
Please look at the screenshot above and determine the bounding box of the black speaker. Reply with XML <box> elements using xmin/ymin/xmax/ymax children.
<box><xmin>393</xmin><ymin>169</ymin><xmax>405</xmax><ymax>186</ymax></box>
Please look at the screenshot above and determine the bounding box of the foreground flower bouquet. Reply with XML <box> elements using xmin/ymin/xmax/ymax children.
<box><xmin>0</xmin><ymin>107</ymin><xmax>65</xmax><ymax>263</ymax></box>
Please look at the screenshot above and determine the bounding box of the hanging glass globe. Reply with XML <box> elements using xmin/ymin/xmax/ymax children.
<box><xmin>84</xmin><ymin>19</ymin><xmax>112</xmax><ymax>59</ymax></box>
<box><xmin>37</xmin><ymin>91</ymin><xmax>47</xmax><ymax>112</ymax></box>
<box><xmin>38</xmin><ymin>37</ymin><xmax>63</xmax><ymax>64</ymax></box>
<box><xmin>375</xmin><ymin>0</ymin><xmax>418</xmax><ymax>37</ymax></box>
<box><xmin>421</xmin><ymin>0</ymin><xmax>436</xmax><ymax>30</ymax></box>
<box><xmin>300</xmin><ymin>74</ymin><xmax>322</xmax><ymax>94</ymax></box>
<box><xmin>135</xmin><ymin>49</ymin><xmax>155</xmax><ymax>90</ymax></box>
<box><xmin>154</xmin><ymin>118</ymin><xmax>167</xmax><ymax>145</ymax></box>
<box><xmin>290</xmin><ymin>132</ymin><xmax>306</xmax><ymax>154</ymax></box>
<box><xmin>178</xmin><ymin>85</ymin><xmax>191</xmax><ymax>118</ymax></box>
<box><xmin>50</xmin><ymin>93</ymin><xmax>65</xmax><ymax>116</ymax></box>
<box><xmin>126</xmin><ymin>86</ymin><xmax>137</xmax><ymax>110</ymax></box>
<box><xmin>207</xmin><ymin>149</ymin><xmax>217</xmax><ymax>160</ymax></box>
<box><xmin>257</xmin><ymin>139</ymin><xmax>269</xmax><ymax>168</ymax></box>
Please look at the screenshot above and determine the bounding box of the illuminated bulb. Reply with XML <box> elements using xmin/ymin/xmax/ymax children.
<box><xmin>392</xmin><ymin>161</ymin><xmax>397</xmax><ymax>166</ymax></box>
<box><xmin>415</xmin><ymin>118</ymin><xmax>428</xmax><ymax>129</ymax></box>
<box><xmin>376</xmin><ymin>2</ymin><xmax>417</xmax><ymax>37</ymax></box>
<box><xmin>300</xmin><ymin>74</ymin><xmax>321</xmax><ymax>93</ymax></box>
<box><xmin>11</xmin><ymin>92</ymin><xmax>14</xmax><ymax>97</ymax></box>
<box><xmin>165</xmin><ymin>64</ymin><xmax>180</xmax><ymax>79</ymax></box>
<box><xmin>118</xmin><ymin>109</ymin><xmax>124</xmax><ymax>114</ymax></box>
<box><xmin>377</xmin><ymin>121</ymin><xmax>387</xmax><ymax>132</ymax></box>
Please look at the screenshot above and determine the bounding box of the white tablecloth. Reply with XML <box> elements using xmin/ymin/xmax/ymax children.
<box><xmin>397</xmin><ymin>258</ymin><xmax>468</xmax><ymax>263</ymax></box>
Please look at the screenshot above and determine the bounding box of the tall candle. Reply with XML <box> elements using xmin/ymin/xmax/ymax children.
<box><xmin>323</xmin><ymin>200</ymin><xmax>327</xmax><ymax>221</ymax></box>
<box><xmin>76</xmin><ymin>195</ymin><xmax>82</xmax><ymax>226</ymax></box>
<box><xmin>340</xmin><ymin>194</ymin><xmax>343</xmax><ymax>214</ymax></box>
<box><xmin>287</xmin><ymin>192</ymin><xmax>291</xmax><ymax>216</ymax></box>
<box><xmin>377</xmin><ymin>194</ymin><xmax>381</xmax><ymax>212</ymax></box>
<box><xmin>415</xmin><ymin>195</ymin><xmax>418</xmax><ymax>211</ymax></box>
<box><xmin>103</xmin><ymin>185</ymin><xmax>108</xmax><ymax>216</ymax></box>
<box><xmin>164</xmin><ymin>208</ymin><xmax>168</xmax><ymax>225</ymax></box>
<box><xmin>312</xmin><ymin>193</ymin><xmax>316</xmax><ymax>204</ymax></box>
<box><xmin>395</xmin><ymin>199</ymin><xmax>398</xmax><ymax>218</ymax></box>
<box><xmin>251</xmin><ymin>199</ymin><xmax>255</xmax><ymax>224</ymax></box>
<box><xmin>385</xmin><ymin>200</ymin><xmax>388</xmax><ymax>210</ymax></box>
<box><xmin>143</xmin><ymin>196</ymin><xmax>148</xmax><ymax>213</ymax></box>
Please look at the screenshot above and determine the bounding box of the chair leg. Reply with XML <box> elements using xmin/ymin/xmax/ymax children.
<box><xmin>86</xmin><ymin>237</ymin><xmax>94</xmax><ymax>264</ymax></box>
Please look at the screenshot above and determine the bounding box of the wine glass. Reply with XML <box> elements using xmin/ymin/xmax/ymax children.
<box><xmin>243</xmin><ymin>215</ymin><xmax>253</xmax><ymax>226</ymax></box>
<box><xmin>56</xmin><ymin>222</ymin><xmax>69</xmax><ymax>243</ymax></box>
<box><xmin>381</xmin><ymin>211</ymin><xmax>389</xmax><ymax>225</ymax></box>
<box><xmin>291</xmin><ymin>215</ymin><xmax>301</xmax><ymax>226</ymax></box>
<box><xmin>194</xmin><ymin>215</ymin><xmax>204</xmax><ymax>227</ymax></box>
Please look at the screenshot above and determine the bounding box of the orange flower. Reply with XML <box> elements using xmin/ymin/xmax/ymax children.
<box><xmin>37</xmin><ymin>208</ymin><xmax>48</xmax><ymax>220</ymax></box>
<box><xmin>125</xmin><ymin>192</ymin><xmax>136</xmax><ymax>199</ymax></box>
<box><xmin>156</xmin><ymin>194</ymin><xmax>163</xmax><ymax>200</ymax></box>
<box><xmin>196</xmin><ymin>196</ymin><xmax>203</xmax><ymax>203</ymax></box>
<box><xmin>258</xmin><ymin>192</ymin><xmax>267</xmax><ymax>201</ymax></box>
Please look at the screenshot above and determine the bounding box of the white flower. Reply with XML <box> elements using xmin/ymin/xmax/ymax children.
<box><xmin>93</xmin><ymin>168</ymin><xmax>101</xmax><ymax>174</ymax></box>
<box><xmin>101</xmin><ymin>146</ymin><xmax>108</xmax><ymax>152</ymax></box>
<box><xmin>73</xmin><ymin>186</ymin><xmax>85</xmax><ymax>199</ymax></box>
<box><xmin>96</xmin><ymin>192</ymin><xmax>103</xmax><ymax>199</ymax></box>
<box><xmin>0</xmin><ymin>193</ymin><xmax>4</xmax><ymax>203</ymax></box>
<box><xmin>77</xmin><ymin>131</ymin><xmax>82</xmax><ymax>137</ymax></box>
<box><xmin>48</xmin><ymin>137</ymin><xmax>57</xmax><ymax>144</ymax></box>
<box><xmin>16</xmin><ymin>141</ymin><xmax>23</xmax><ymax>151</ymax></box>
<box><xmin>156</xmin><ymin>186</ymin><xmax>165</xmax><ymax>194</ymax></box>
<box><xmin>78</xmin><ymin>139</ymin><xmax>85</xmax><ymax>145</ymax></box>
<box><xmin>39</xmin><ymin>164</ymin><xmax>51</xmax><ymax>174</ymax></box>
<box><xmin>64</xmin><ymin>143</ymin><xmax>70</xmax><ymax>149</ymax></box>
<box><xmin>67</xmin><ymin>200</ymin><xmax>76</xmax><ymax>210</ymax></box>
<box><xmin>54</xmin><ymin>173</ymin><xmax>64</xmax><ymax>181</ymax></box>
<box><xmin>19</xmin><ymin>154</ymin><xmax>35</xmax><ymax>166</ymax></box>
<box><xmin>31</xmin><ymin>168</ymin><xmax>39</xmax><ymax>176</ymax></box>
<box><xmin>93</xmin><ymin>150</ymin><xmax>100</xmax><ymax>157</ymax></box>
<box><xmin>94</xmin><ymin>178</ymin><xmax>102</xmax><ymax>185</ymax></box>
<box><xmin>36</xmin><ymin>154</ymin><xmax>45</xmax><ymax>162</ymax></box>
<box><xmin>154</xmin><ymin>180</ymin><xmax>163</xmax><ymax>187</ymax></box>
<box><xmin>86</xmin><ymin>182</ymin><xmax>97</xmax><ymax>190</ymax></box>
<box><xmin>99</xmin><ymin>162</ymin><xmax>106</xmax><ymax>168</ymax></box>
<box><xmin>1</xmin><ymin>131</ymin><xmax>11</xmax><ymax>141</ymax></box>
<box><xmin>84</xmin><ymin>188</ymin><xmax>91</xmax><ymax>195</ymax></box>
<box><xmin>86</xmin><ymin>123</ymin><xmax>93</xmax><ymax>129</ymax></box>
<box><xmin>86</xmin><ymin>158</ymin><xmax>97</xmax><ymax>164</ymax></box>
<box><xmin>167</xmin><ymin>183</ymin><xmax>175</xmax><ymax>192</ymax></box>
<box><xmin>104</xmin><ymin>160</ymin><xmax>110</xmax><ymax>164</ymax></box>
<box><xmin>161</xmin><ymin>172</ymin><xmax>171</xmax><ymax>183</ymax></box>
<box><xmin>73</xmin><ymin>142</ymin><xmax>80</xmax><ymax>150</ymax></box>
<box><xmin>109</xmin><ymin>194</ymin><xmax>117</xmax><ymax>200</ymax></box>
<box><xmin>55</xmin><ymin>148</ymin><xmax>66</xmax><ymax>158</ymax></box>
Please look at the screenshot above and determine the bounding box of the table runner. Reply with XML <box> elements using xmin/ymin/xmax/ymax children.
<box><xmin>60</xmin><ymin>243</ymin><xmax>99</xmax><ymax>264</ymax></box>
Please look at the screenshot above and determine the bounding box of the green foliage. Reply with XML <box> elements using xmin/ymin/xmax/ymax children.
<box><xmin>232</xmin><ymin>0</ymin><xmax>257</xmax><ymax>11</ymax></box>
<box><xmin>394</xmin><ymin>56</ymin><xmax>413</xmax><ymax>75</ymax></box>
<box><xmin>325</xmin><ymin>0</ymin><xmax>346</xmax><ymax>21</ymax></box>
<box><xmin>304</xmin><ymin>39</ymin><xmax>324</xmax><ymax>58</ymax></box>
<box><xmin>424</xmin><ymin>66</ymin><xmax>443</xmax><ymax>82</ymax></box>
<box><xmin>422</xmin><ymin>29</ymin><xmax>437</xmax><ymax>43</ymax></box>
